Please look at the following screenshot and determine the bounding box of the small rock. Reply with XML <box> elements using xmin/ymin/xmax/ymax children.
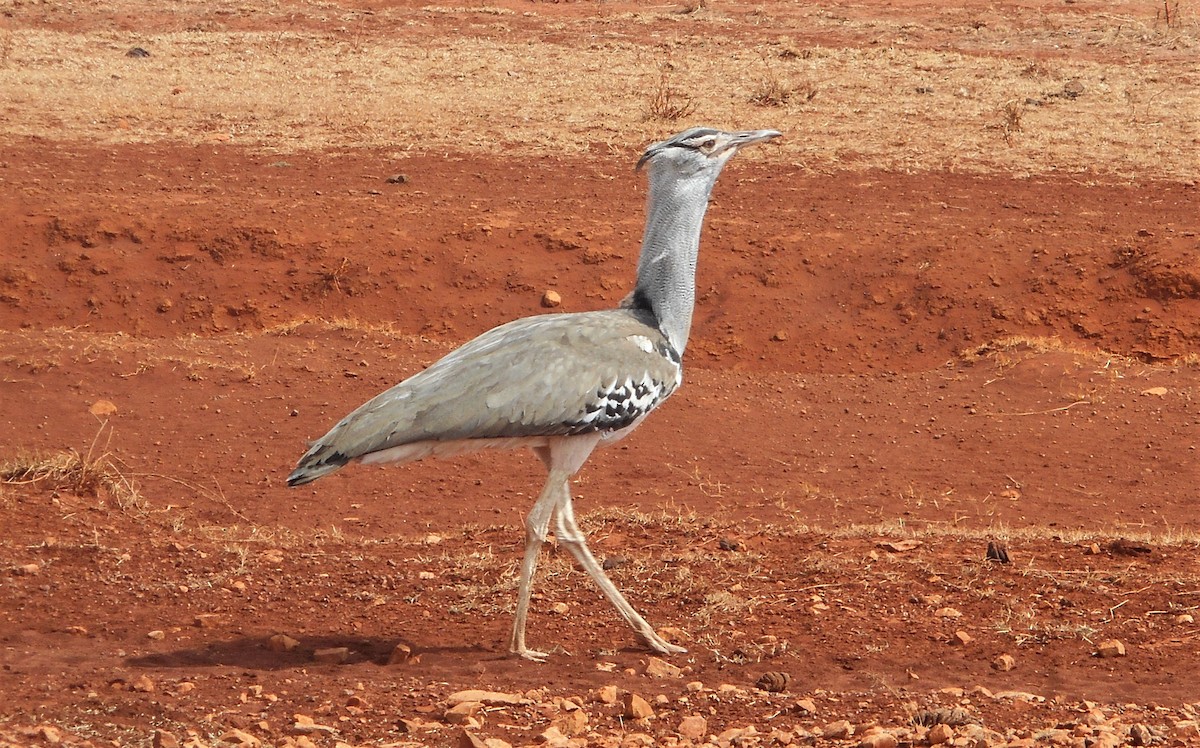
<box><xmin>447</xmin><ymin>690</ymin><xmax>527</xmax><ymax>706</ymax></box>
<box><xmin>267</xmin><ymin>634</ymin><xmax>300</xmax><ymax>652</ymax></box>
<box><xmin>174</xmin><ymin>682</ymin><xmax>196</xmax><ymax>696</ymax></box>
<box><xmin>460</xmin><ymin>730</ymin><xmax>488</xmax><ymax>748</ymax></box>
<box><xmin>858</xmin><ymin>729</ymin><xmax>898</xmax><ymax>748</ymax></box>
<box><xmin>148</xmin><ymin>630</ymin><xmax>166</xmax><ymax>640</ymax></box>
<box><xmin>1172</xmin><ymin>720</ymin><xmax>1200</xmax><ymax>740</ymax></box>
<box><xmin>594</xmin><ymin>685</ymin><xmax>619</xmax><ymax>704</ymax></box>
<box><xmin>878</xmin><ymin>539</ymin><xmax>921</xmax><ymax>553</ymax></box>
<box><xmin>12</xmin><ymin>563</ymin><xmax>40</xmax><ymax>576</ymax></box>
<box><xmin>291</xmin><ymin>715</ymin><xmax>336</xmax><ymax>735</ymax></box>
<box><xmin>927</xmin><ymin>723</ymin><xmax>953</xmax><ymax>745</ymax></box>
<box><xmin>1177</xmin><ymin>613</ymin><xmax>1195</xmax><ymax>624</ymax></box>
<box><xmin>1096</xmin><ymin>639</ymin><xmax>1126</xmax><ymax>658</ymax></box>
<box><xmin>644</xmin><ymin>656</ymin><xmax>682</xmax><ymax>678</ymax></box>
<box><xmin>153</xmin><ymin>730</ymin><xmax>181</xmax><ymax>748</ymax></box>
<box><xmin>386</xmin><ymin>174</ymin><xmax>409</xmax><ymax>184</ymax></box>
<box><xmin>537</xmin><ymin>725</ymin><xmax>570</xmax><ymax>747</ymax></box>
<box><xmin>952</xmin><ymin>630</ymin><xmax>973</xmax><ymax>645</ymax></box>
<box><xmin>193</xmin><ymin>614</ymin><xmax>221</xmax><ymax>628</ymax></box>
<box><xmin>1128</xmin><ymin>723</ymin><xmax>1153</xmax><ymax>746</ymax></box>
<box><xmin>992</xmin><ymin>653</ymin><xmax>1016</xmax><ymax>671</ymax></box>
<box><xmin>218</xmin><ymin>729</ymin><xmax>260</xmax><ymax>747</ymax></box>
<box><xmin>1061</xmin><ymin>78</ymin><xmax>1085</xmax><ymax>98</ymax></box>
<box><xmin>387</xmin><ymin>642</ymin><xmax>413</xmax><ymax>664</ymax></box>
<box><xmin>934</xmin><ymin>607</ymin><xmax>962</xmax><ymax>618</ymax></box>
<box><xmin>771</xmin><ymin>330</ymin><xmax>788</xmax><ymax>342</ymax></box>
<box><xmin>1085</xmin><ymin>707</ymin><xmax>1108</xmax><ymax>726</ymax></box>
<box><xmin>623</xmin><ymin>692</ymin><xmax>654</xmax><ymax>720</ymax></box>
<box><xmin>549</xmin><ymin>601</ymin><xmax>569</xmax><ymax>615</ymax></box>
<box><xmin>794</xmin><ymin>697</ymin><xmax>817</xmax><ymax>714</ymax></box>
<box><xmin>443</xmin><ymin>701</ymin><xmax>482</xmax><ymax>725</ymax></box>
<box><xmin>89</xmin><ymin>399</ymin><xmax>118</xmax><ymax>417</ymax></box>
<box><xmin>993</xmin><ymin>689</ymin><xmax>1041</xmax><ymax>702</ymax></box>
<box><xmin>541</xmin><ymin>289</ymin><xmax>562</xmax><ymax>308</ymax></box>
<box><xmin>126</xmin><ymin>47</ymin><xmax>151</xmax><ymax>58</ymax></box>
<box><xmin>716</xmin><ymin>726</ymin><xmax>759</xmax><ymax>744</ymax></box>
<box><xmin>131</xmin><ymin>674</ymin><xmax>156</xmax><ymax>693</ymax></box>
<box><xmin>677</xmin><ymin>715</ymin><xmax>707</xmax><ymax>740</ymax></box>
<box><xmin>986</xmin><ymin>540</ymin><xmax>1010</xmax><ymax>563</ymax></box>
<box><xmin>824</xmin><ymin>720</ymin><xmax>853</xmax><ymax>739</ymax></box>
<box><xmin>550</xmin><ymin>708</ymin><xmax>587</xmax><ymax>736</ymax></box>
<box><xmin>1141</xmin><ymin>386</ymin><xmax>1168</xmax><ymax>397</ymax></box>
<box><xmin>312</xmin><ymin>646</ymin><xmax>350</xmax><ymax>664</ymax></box>
<box><xmin>755</xmin><ymin>671</ymin><xmax>791</xmax><ymax>692</ymax></box>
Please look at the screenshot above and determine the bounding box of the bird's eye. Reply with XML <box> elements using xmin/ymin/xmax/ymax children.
<box><xmin>700</xmin><ymin>138</ymin><xmax>717</xmax><ymax>150</ymax></box>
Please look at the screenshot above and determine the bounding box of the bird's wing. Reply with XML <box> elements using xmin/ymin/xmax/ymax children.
<box><xmin>288</xmin><ymin>310</ymin><xmax>681</xmax><ymax>483</ymax></box>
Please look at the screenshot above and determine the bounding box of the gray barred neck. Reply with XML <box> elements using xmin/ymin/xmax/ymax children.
<box><xmin>626</xmin><ymin>170</ymin><xmax>716</xmax><ymax>357</ymax></box>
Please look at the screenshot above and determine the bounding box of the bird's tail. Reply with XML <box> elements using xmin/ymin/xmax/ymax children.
<box><xmin>286</xmin><ymin>442</ymin><xmax>351</xmax><ymax>487</ymax></box>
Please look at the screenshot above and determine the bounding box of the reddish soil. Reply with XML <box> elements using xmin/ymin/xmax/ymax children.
<box><xmin>2</xmin><ymin>2</ymin><xmax>1200</xmax><ymax>747</ymax></box>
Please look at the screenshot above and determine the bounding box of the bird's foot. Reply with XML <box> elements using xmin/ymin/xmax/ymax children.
<box><xmin>643</xmin><ymin>632</ymin><xmax>688</xmax><ymax>656</ymax></box>
<box><xmin>511</xmin><ymin>646</ymin><xmax>550</xmax><ymax>662</ymax></box>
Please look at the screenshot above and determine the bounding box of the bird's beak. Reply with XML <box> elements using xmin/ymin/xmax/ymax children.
<box><xmin>720</xmin><ymin>129</ymin><xmax>783</xmax><ymax>155</ymax></box>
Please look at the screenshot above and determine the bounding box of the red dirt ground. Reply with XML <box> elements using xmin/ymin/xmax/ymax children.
<box><xmin>2</xmin><ymin>2</ymin><xmax>1200</xmax><ymax>747</ymax></box>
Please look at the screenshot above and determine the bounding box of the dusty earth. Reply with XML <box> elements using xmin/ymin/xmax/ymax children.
<box><xmin>2</xmin><ymin>1</ymin><xmax>1200</xmax><ymax>747</ymax></box>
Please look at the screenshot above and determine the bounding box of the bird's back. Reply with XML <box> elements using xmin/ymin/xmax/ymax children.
<box><xmin>287</xmin><ymin>307</ymin><xmax>682</xmax><ymax>485</ymax></box>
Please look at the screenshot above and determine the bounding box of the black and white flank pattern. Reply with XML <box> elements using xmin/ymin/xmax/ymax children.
<box><xmin>567</xmin><ymin>373</ymin><xmax>674</xmax><ymax>434</ymax></box>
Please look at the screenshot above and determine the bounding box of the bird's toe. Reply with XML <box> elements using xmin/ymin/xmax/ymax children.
<box><xmin>513</xmin><ymin>647</ymin><xmax>550</xmax><ymax>662</ymax></box>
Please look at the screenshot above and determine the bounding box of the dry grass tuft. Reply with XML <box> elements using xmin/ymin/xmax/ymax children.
<box><xmin>1</xmin><ymin>444</ymin><xmax>144</xmax><ymax>513</ymax></box>
<box><xmin>645</xmin><ymin>74</ymin><xmax>697</xmax><ymax>122</ymax></box>
<box><xmin>991</xmin><ymin>99</ymin><xmax>1024</xmax><ymax>143</ymax></box>
<box><xmin>748</xmin><ymin>72</ymin><xmax>817</xmax><ymax>108</ymax></box>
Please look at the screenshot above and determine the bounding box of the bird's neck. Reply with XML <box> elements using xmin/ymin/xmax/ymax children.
<box><xmin>629</xmin><ymin>170</ymin><xmax>717</xmax><ymax>357</ymax></box>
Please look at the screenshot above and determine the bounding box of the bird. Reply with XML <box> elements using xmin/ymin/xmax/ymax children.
<box><xmin>288</xmin><ymin>126</ymin><xmax>782</xmax><ymax>661</ymax></box>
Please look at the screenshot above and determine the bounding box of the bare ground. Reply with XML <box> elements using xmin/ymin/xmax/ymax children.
<box><xmin>2</xmin><ymin>1</ymin><xmax>1200</xmax><ymax>747</ymax></box>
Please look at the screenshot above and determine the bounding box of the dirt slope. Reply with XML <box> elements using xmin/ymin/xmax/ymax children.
<box><xmin>2</xmin><ymin>1</ymin><xmax>1200</xmax><ymax>747</ymax></box>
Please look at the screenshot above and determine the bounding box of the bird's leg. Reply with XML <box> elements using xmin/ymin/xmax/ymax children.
<box><xmin>508</xmin><ymin>468</ymin><xmax>562</xmax><ymax>662</ymax></box>
<box><xmin>553</xmin><ymin>488</ymin><xmax>687</xmax><ymax>656</ymax></box>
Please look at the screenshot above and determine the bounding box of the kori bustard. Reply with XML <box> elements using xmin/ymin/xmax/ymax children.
<box><xmin>289</xmin><ymin>127</ymin><xmax>782</xmax><ymax>660</ymax></box>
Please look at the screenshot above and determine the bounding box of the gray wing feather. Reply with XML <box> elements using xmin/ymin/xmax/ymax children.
<box><xmin>288</xmin><ymin>310</ymin><xmax>679</xmax><ymax>484</ymax></box>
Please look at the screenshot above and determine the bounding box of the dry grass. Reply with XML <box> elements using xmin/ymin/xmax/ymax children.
<box><xmin>1</xmin><ymin>433</ymin><xmax>144</xmax><ymax>513</ymax></box>
<box><xmin>645</xmin><ymin>73</ymin><xmax>697</xmax><ymax>122</ymax></box>
<box><xmin>0</xmin><ymin>17</ymin><xmax>1193</xmax><ymax>179</ymax></box>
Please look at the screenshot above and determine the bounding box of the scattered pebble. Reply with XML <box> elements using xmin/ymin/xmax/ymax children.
<box><xmin>89</xmin><ymin>399</ymin><xmax>118</xmax><ymax>417</ymax></box>
<box><xmin>447</xmin><ymin>690</ymin><xmax>527</xmax><ymax>707</ymax></box>
<box><xmin>623</xmin><ymin>692</ymin><xmax>654</xmax><ymax>720</ymax></box>
<box><xmin>755</xmin><ymin>671</ymin><xmax>791</xmax><ymax>693</ymax></box>
<box><xmin>387</xmin><ymin>642</ymin><xmax>413</xmax><ymax>665</ymax></box>
<box><xmin>311</xmin><ymin>646</ymin><xmax>350</xmax><ymax>664</ymax></box>
<box><xmin>267</xmin><ymin>634</ymin><xmax>300</xmax><ymax>652</ymax></box>
<box><xmin>541</xmin><ymin>289</ymin><xmax>562</xmax><ymax>308</ymax></box>
<box><xmin>1096</xmin><ymin>639</ymin><xmax>1127</xmax><ymax>658</ymax></box>
<box><xmin>644</xmin><ymin>656</ymin><xmax>682</xmax><ymax>678</ymax></box>
<box><xmin>677</xmin><ymin>715</ymin><xmax>707</xmax><ymax>740</ymax></box>
<box><xmin>992</xmin><ymin>653</ymin><xmax>1017</xmax><ymax>671</ymax></box>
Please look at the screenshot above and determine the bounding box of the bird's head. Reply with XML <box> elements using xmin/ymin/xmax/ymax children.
<box><xmin>636</xmin><ymin>127</ymin><xmax>782</xmax><ymax>177</ymax></box>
